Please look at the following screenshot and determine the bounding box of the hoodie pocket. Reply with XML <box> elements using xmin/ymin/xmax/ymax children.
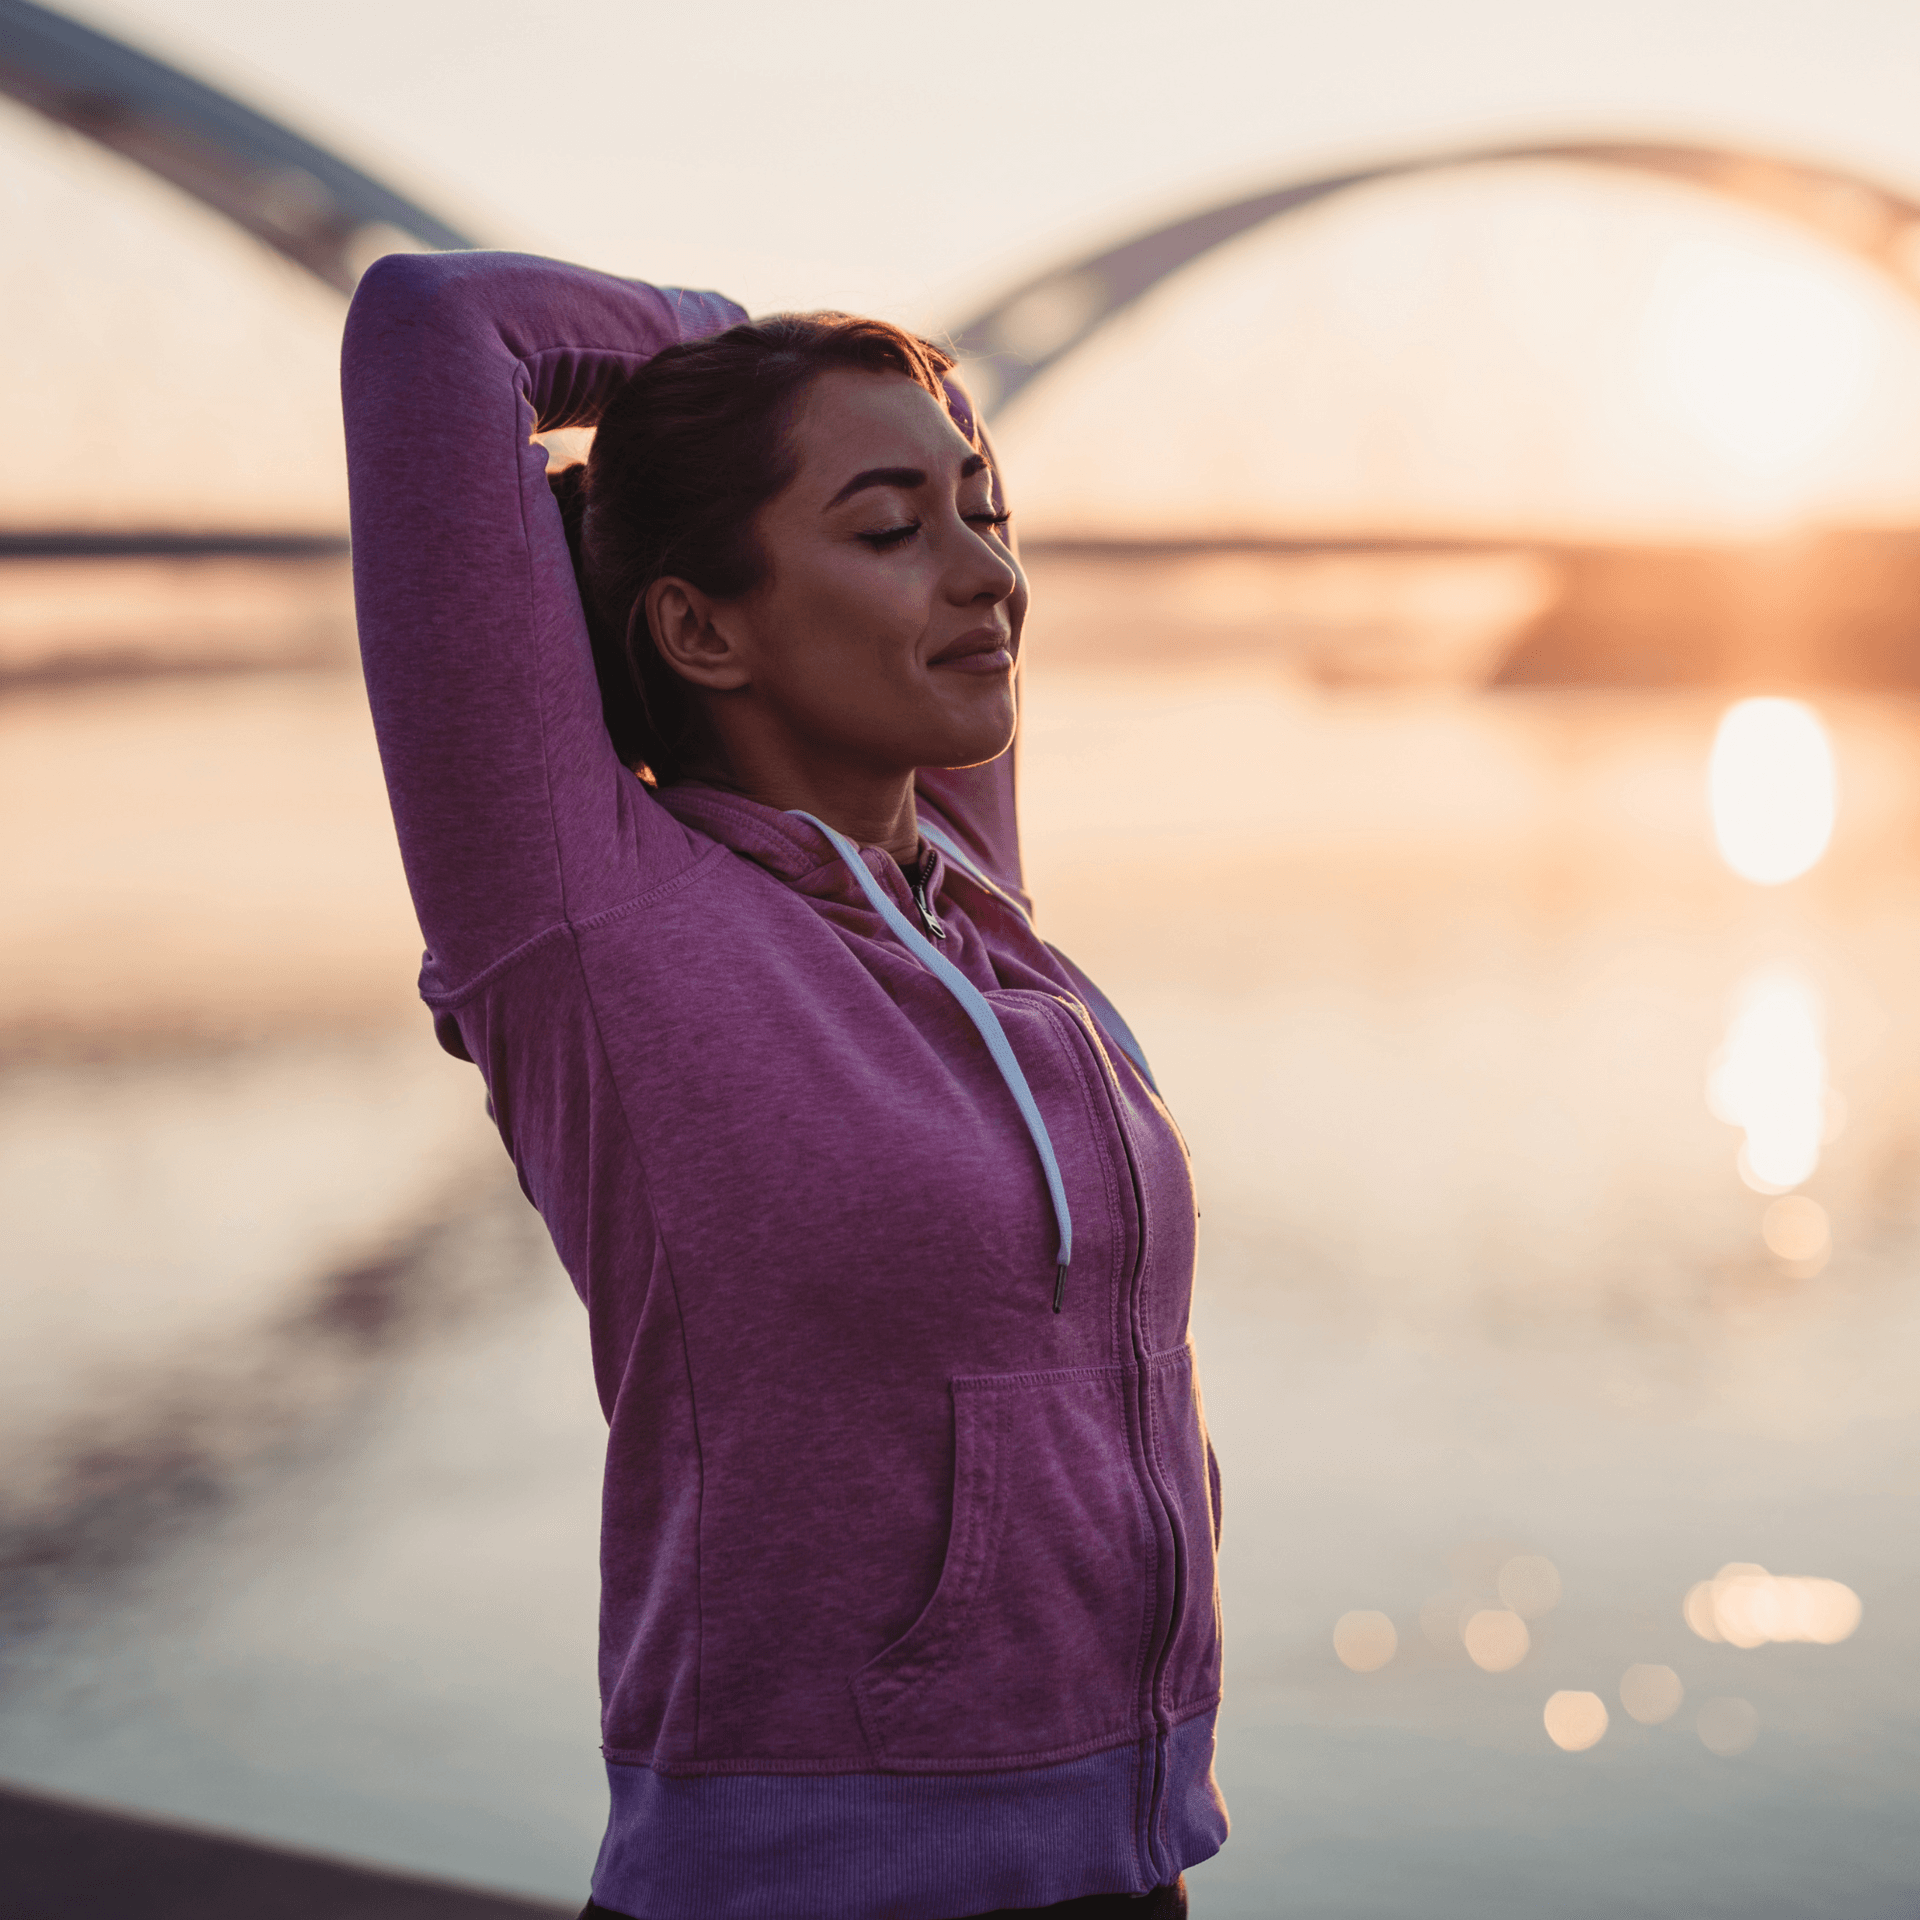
<box><xmin>852</xmin><ymin>1364</ymin><xmax>1154</xmax><ymax>1766</ymax></box>
<box><xmin>1147</xmin><ymin>1343</ymin><xmax>1224</xmax><ymax>1717</ymax></box>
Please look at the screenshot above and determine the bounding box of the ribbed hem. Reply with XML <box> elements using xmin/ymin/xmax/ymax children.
<box><xmin>592</xmin><ymin>1708</ymin><xmax>1226</xmax><ymax>1920</ymax></box>
<box><xmin>1158</xmin><ymin>1710</ymin><xmax>1231</xmax><ymax>1876</ymax></box>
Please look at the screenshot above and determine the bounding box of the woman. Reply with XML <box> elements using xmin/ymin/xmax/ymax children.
<box><xmin>342</xmin><ymin>250</ymin><xmax>1226</xmax><ymax>1920</ymax></box>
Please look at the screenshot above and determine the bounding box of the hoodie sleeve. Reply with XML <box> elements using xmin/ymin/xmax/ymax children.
<box><xmin>342</xmin><ymin>249</ymin><xmax>746</xmax><ymax>994</ymax></box>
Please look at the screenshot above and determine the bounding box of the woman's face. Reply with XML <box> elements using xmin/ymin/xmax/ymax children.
<box><xmin>681</xmin><ymin>367</ymin><xmax>1026</xmax><ymax>779</ymax></box>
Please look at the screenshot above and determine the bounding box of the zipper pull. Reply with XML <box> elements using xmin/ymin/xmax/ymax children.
<box><xmin>910</xmin><ymin>850</ymin><xmax>947</xmax><ymax>941</ymax></box>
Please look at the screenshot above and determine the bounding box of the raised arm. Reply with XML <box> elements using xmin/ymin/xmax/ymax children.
<box><xmin>342</xmin><ymin>251</ymin><xmax>745</xmax><ymax>993</ymax></box>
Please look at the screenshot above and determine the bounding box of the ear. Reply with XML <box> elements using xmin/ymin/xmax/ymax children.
<box><xmin>645</xmin><ymin>577</ymin><xmax>751</xmax><ymax>691</ymax></box>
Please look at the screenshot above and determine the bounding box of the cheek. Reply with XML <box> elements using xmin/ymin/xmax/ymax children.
<box><xmin>796</xmin><ymin>558</ymin><xmax>935</xmax><ymax>668</ymax></box>
<box><xmin>751</xmin><ymin>563</ymin><xmax>931</xmax><ymax>735</ymax></box>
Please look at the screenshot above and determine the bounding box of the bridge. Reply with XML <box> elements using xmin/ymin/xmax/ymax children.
<box><xmin>8</xmin><ymin>0</ymin><xmax>1920</xmax><ymax>690</ymax></box>
<box><xmin>6</xmin><ymin>0</ymin><xmax>1920</xmax><ymax>417</ymax></box>
<box><xmin>0</xmin><ymin>0</ymin><xmax>474</xmax><ymax>292</ymax></box>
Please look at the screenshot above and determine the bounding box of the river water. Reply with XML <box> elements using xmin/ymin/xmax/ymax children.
<box><xmin>2</xmin><ymin>555</ymin><xmax>1917</xmax><ymax>1914</ymax></box>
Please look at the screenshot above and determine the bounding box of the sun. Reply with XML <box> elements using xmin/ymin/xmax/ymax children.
<box><xmin>1648</xmin><ymin>237</ymin><xmax>1879</xmax><ymax>475</ymax></box>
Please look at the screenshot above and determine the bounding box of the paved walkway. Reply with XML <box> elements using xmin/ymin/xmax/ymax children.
<box><xmin>1</xmin><ymin>1782</ymin><xmax>571</xmax><ymax>1920</ymax></box>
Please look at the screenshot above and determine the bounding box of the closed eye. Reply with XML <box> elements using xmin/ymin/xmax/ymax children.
<box><xmin>858</xmin><ymin>508</ymin><xmax>1010</xmax><ymax>553</ymax></box>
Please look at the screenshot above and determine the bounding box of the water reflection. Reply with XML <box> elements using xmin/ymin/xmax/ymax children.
<box><xmin>1761</xmin><ymin>1194</ymin><xmax>1831</xmax><ymax>1266</ymax></box>
<box><xmin>1684</xmin><ymin>1566</ymin><xmax>1863</xmax><ymax>1647</ymax></box>
<box><xmin>1496</xmin><ymin>1555</ymin><xmax>1562</xmax><ymax>1619</ymax></box>
<box><xmin>1619</xmin><ymin>1664</ymin><xmax>1685</xmax><ymax>1725</ymax></box>
<box><xmin>1706</xmin><ymin>968</ymin><xmax>1829</xmax><ymax>1193</ymax></box>
<box><xmin>1708</xmin><ymin>698</ymin><xmax>1837</xmax><ymax>885</ymax></box>
<box><xmin>1333</xmin><ymin>1610</ymin><xmax>1398</xmax><ymax>1673</ymax></box>
<box><xmin>1544</xmin><ymin>1691</ymin><xmax>1610</xmax><ymax>1753</ymax></box>
<box><xmin>1462</xmin><ymin>1609</ymin><xmax>1530</xmax><ymax>1673</ymax></box>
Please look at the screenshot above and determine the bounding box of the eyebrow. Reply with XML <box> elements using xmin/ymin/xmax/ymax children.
<box><xmin>824</xmin><ymin>452</ymin><xmax>988</xmax><ymax>511</ymax></box>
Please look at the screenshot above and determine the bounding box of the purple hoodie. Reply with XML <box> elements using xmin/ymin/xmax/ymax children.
<box><xmin>341</xmin><ymin>251</ymin><xmax>1227</xmax><ymax>1919</ymax></box>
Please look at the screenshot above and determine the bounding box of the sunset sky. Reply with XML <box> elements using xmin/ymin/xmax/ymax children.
<box><xmin>53</xmin><ymin>0</ymin><xmax>1920</xmax><ymax>316</ymax></box>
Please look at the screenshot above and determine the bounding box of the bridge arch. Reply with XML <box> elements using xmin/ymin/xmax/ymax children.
<box><xmin>9</xmin><ymin>0</ymin><xmax>1920</xmax><ymax>438</ymax></box>
<box><xmin>0</xmin><ymin>0</ymin><xmax>475</xmax><ymax>293</ymax></box>
<box><xmin>952</xmin><ymin>141</ymin><xmax>1920</xmax><ymax>414</ymax></box>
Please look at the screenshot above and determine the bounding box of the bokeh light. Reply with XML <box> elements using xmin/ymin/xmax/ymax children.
<box><xmin>1497</xmin><ymin>1555</ymin><xmax>1563</xmax><ymax>1619</ymax></box>
<box><xmin>1544</xmin><ymin>1690</ymin><xmax>1610</xmax><ymax>1752</ymax></box>
<box><xmin>1333</xmin><ymin>1610</ymin><xmax>1398</xmax><ymax>1672</ymax></box>
<box><xmin>1708</xmin><ymin>699</ymin><xmax>1837</xmax><ymax>886</ymax></box>
<box><xmin>1697</xmin><ymin>1695</ymin><xmax>1761</xmax><ymax>1756</ymax></box>
<box><xmin>1763</xmin><ymin>1194</ymin><xmax>1831</xmax><ymax>1264</ymax></box>
<box><xmin>1684</xmin><ymin>1564</ymin><xmax>1862</xmax><ymax>1646</ymax></box>
<box><xmin>1463</xmin><ymin>1608</ymin><xmax>1531</xmax><ymax>1672</ymax></box>
<box><xmin>1707</xmin><ymin>968</ymin><xmax>1828</xmax><ymax>1193</ymax></box>
<box><xmin>1619</xmin><ymin>1663</ymin><xmax>1685</xmax><ymax>1724</ymax></box>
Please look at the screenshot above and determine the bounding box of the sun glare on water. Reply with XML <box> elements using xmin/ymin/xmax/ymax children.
<box><xmin>1703</xmin><ymin>702</ymin><xmax>1839</xmax><ymax>1195</ymax></box>
<box><xmin>1708</xmin><ymin>968</ymin><xmax>1828</xmax><ymax>1194</ymax></box>
<box><xmin>1709</xmin><ymin>698</ymin><xmax>1836</xmax><ymax>885</ymax></box>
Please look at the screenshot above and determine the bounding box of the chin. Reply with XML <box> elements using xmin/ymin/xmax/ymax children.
<box><xmin>898</xmin><ymin>685</ymin><xmax>1017</xmax><ymax>772</ymax></box>
<box><xmin>924</xmin><ymin>728</ymin><xmax>1016</xmax><ymax>772</ymax></box>
<box><xmin>937</xmin><ymin>709</ymin><xmax>1018</xmax><ymax>769</ymax></box>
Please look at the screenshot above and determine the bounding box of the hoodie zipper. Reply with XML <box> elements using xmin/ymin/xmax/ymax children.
<box><xmin>1032</xmin><ymin>995</ymin><xmax>1185</xmax><ymax>1889</ymax></box>
<box><xmin>907</xmin><ymin>849</ymin><xmax>947</xmax><ymax>942</ymax></box>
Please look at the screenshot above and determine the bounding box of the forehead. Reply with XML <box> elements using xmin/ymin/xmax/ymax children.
<box><xmin>786</xmin><ymin>368</ymin><xmax>976</xmax><ymax>491</ymax></box>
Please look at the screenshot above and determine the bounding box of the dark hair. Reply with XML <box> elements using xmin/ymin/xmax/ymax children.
<box><xmin>548</xmin><ymin>312</ymin><xmax>961</xmax><ymax>783</ymax></box>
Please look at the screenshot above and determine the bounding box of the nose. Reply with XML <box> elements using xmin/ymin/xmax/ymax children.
<box><xmin>949</xmin><ymin>522</ymin><xmax>1019</xmax><ymax>607</ymax></box>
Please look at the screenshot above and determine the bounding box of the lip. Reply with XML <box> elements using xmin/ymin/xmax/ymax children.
<box><xmin>929</xmin><ymin>630</ymin><xmax>1015</xmax><ymax>673</ymax></box>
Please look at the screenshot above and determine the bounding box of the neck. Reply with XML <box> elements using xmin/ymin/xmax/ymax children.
<box><xmin>687</xmin><ymin>750</ymin><xmax>921</xmax><ymax>865</ymax></box>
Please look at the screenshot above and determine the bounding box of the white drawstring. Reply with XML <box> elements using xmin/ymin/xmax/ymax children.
<box><xmin>915</xmin><ymin>818</ymin><xmax>1159</xmax><ymax>1095</ymax></box>
<box><xmin>788</xmin><ymin>811</ymin><xmax>1075</xmax><ymax>1312</ymax></box>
